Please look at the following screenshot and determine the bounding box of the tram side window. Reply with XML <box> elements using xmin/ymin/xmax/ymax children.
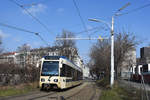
<box><xmin>61</xmin><ymin>64</ymin><xmax>72</xmax><ymax>77</ymax></box>
<box><xmin>60</xmin><ymin>64</ymin><xmax>66</xmax><ymax>76</ymax></box>
<box><xmin>60</xmin><ymin>64</ymin><xmax>82</xmax><ymax>80</ymax></box>
<box><xmin>78</xmin><ymin>71</ymin><xmax>82</xmax><ymax>80</ymax></box>
<box><xmin>142</xmin><ymin>64</ymin><xmax>148</xmax><ymax>73</ymax></box>
<box><xmin>66</xmin><ymin>64</ymin><xmax>72</xmax><ymax>77</ymax></box>
<box><xmin>77</xmin><ymin>71</ymin><xmax>82</xmax><ymax>80</ymax></box>
<box><xmin>73</xmin><ymin>70</ymin><xmax>78</xmax><ymax>81</ymax></box>
<box><xmin>135</xmin><ymin>67</ymin><xmax>138</xmax><ymax>74</ymax></box>
<box><xmin>140</xmin><ymin>67</ymin><xmax>142</xmax><ymax>73</ymax></box>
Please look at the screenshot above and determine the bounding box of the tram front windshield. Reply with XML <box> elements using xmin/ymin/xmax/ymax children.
<box><xmin>41</xmin><ymin>61</ymin><xmax>59</xmax><ymax>76</ymax></box>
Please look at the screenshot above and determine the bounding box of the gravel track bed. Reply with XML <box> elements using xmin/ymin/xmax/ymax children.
<box><xmin>0</xmin><ymin>82</ymin><xmax>101</xmax><ymax>100</ymax></box>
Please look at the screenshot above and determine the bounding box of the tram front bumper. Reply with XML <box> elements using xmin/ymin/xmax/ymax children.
<box><xmin>42</xmin><ymin>83</ymin><xmax>58</xmax><ymax>89</ymax></box>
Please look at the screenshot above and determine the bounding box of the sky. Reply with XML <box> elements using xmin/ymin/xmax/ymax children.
<box><xmin>0</xmin><ymin>0</ymin><xmax>150</xmax><ymax>63</ymax></box>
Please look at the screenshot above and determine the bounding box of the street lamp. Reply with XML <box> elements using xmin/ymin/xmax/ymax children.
<box><xmin>89</xmin><ymin>17</ymin><xmax>115</xmax><ymax>87</ymax></box>
<box><xmin>88</xmin><ymin>18</ymin><xmax>111</xmax><ymax>30</ymax></box>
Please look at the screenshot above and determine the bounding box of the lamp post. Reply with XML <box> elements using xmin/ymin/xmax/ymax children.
<box><xmin>111</xmin><ymin>16</ymin><xmax>114</xmax><ymax>87</ymax></box>
<box><xmin>89</xmin><ymin>2</ymin><xmax>130</xmax><ymax>87</ymax></box>
<box><xmin>88</xmin><ymin>4</ymin><xmax>131</xmax><ymax>87</ymax></box>
<box><xmin>89</xmin><ymin>17</ymin><xmax>114</xmax><ymax>87</ymax></box>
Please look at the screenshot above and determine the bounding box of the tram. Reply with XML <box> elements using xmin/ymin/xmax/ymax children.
<box><xmin>131</xmin><ymin>64</ymin><xmax>150</xmax><ymax>83</ymax></box>
<box><xmin>39</xmin><ymin>56</ymin><xmax>83</xmax><ymax>90</ymax></box>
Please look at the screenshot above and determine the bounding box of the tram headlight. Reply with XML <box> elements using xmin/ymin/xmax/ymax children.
<box><xmin>54</xmin><ymin>79</ymin><xmax>58</xmax><ymax>82</ymax></box>
<box><xmin>41</xmin><ymin>78</ymin><xmax>45</xmax><ymax>82</ymax></box>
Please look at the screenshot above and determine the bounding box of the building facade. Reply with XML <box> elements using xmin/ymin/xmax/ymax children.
<box><xmin>0</xmin><ymin>47</ymin><xmax>61</xmax><ymax>67</ymax></box>
<box><xmin>139</xmin><ymin>47</ymin><xmax>150</xmax><ymax>64</ymax></box>
<box><xmin>73</xmin><ymin>55</ymin><xmax>90</xmax><ymax>78</ymax></box>
<box><xmin>121</xmin><ymin>49</ymin><xmax>136</xmax><ymax>79</ymax></box>
<box><xmin>0</xmin><ymin>46</ymin><xmax>90</xmax><ymax>78</ymax></box>
<box><xmin>0</xmin><ymin>52</ymin><xmax>20</xmax><ymax>64</ymax></box>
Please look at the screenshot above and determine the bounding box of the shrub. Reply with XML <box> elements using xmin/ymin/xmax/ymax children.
<box><xmin>0</xmin><ymin>63</ymin><xmax>40</xmax><ymax>86</ymax></box>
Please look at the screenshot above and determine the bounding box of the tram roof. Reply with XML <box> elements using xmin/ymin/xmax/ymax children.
<box><xmin>43</xmin><ymin>56</ymin><xmax>82</xmax><ymax>71</ymax></box>
<box><xmin>43</xmin><ymin>56</ymin><xmax>67</xmax><ymax>60</ymax></box>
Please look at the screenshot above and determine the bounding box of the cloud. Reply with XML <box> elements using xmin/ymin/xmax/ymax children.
<box><xmin>0</xmin><ymin>30</ymin><xmax>10</xmax><ymax>38</ymax></box>
<box><xmin>22</xmin><ymin>4</ymin><xmax>47</xmax><ymax>16</ymax></box>
<box><xmin>13</xmin><ymin>37</ymin><xmax>21</xmax><ymax>42</ymax></box>
<box><xmin>57</xmin><ymin>8</ymin><xmax>64</xmax><ymax>13</ymax></box>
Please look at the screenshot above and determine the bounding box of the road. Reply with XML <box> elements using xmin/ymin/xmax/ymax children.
<box><xmin>0</xmin><ymin>81</ymin><xmax>101</xmax><ymax>100</ymax></box>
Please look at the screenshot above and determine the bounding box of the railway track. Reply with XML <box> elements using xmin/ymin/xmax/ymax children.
<box><xmin>28</xmin><ymin>92</ymin><xmax>56</xmax><ymax>100</ymax></box>
<box><xmin>59</xmin><ymin>82</ymin><xmax>100</xmax><ymax>100</ymax></box>
<box><xmin>89</xmin><ymin>83</ymin><xmax>97</xmax><ymax>100</ymax></box>
<box><xmin>0</xmin><ymin>82</ymin><xmax>100</xmax><ymax>100</ymax></box>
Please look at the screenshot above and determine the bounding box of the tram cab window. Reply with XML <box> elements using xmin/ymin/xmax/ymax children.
<box><xmin>41</xmin><ymin>61</ymin><xmax>59</xmax><ymax>76</ymax></box>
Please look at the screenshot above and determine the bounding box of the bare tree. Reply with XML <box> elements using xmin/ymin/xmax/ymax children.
<box><xmin>17</xmin><ymin>43</ymin><xmax>31</xmax><ymax>52</ymax></box>
<box><xmin>114</xmin><ymin>33</ymin><xmax>138</xmax><ymax>79</ymax></box>
<box><xmin>55</xmin><ymin>30</ymin><xmax>78</xmax><ymax>61</ymax></box>
<box><xmin>90</xmin><ymin>40</ymin><xmax>111</xmax><ymax>79</ymax></box>
<box><xmin>17</xmin><ymin>44</ymin><xmax>31</xmax><ymax>67</ymax></box>
<box><xmin>89</xmin><ymin>32</ymin><xmax>138</xmax><ymax>80</ymax></box>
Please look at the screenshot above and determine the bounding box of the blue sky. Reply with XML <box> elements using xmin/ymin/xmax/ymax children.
<box><xmin>0</xmin><ymin>0</ymin><xmax>150</xmax><ymax>62</ymax></box>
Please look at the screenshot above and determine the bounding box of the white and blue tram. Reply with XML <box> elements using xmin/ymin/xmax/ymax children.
<box><xmin>39</xmin><ymin>56</ymin><xmax>83</xmax><ymax>90</ymax></box>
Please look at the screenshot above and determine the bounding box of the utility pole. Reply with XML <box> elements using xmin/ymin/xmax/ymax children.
<box><xmin>110</xmin><ymin>16</ymin><xmax>114</xmax><ymax>87</ymax></box>
<box><xmin>89</xmin><ymin>18</ymin><xmax>115</xmax><ymax>87</ymax></box>
<box><xmin>88</xmin><ymin>2</ymin><xmax>130</xmax><ymax>87</ymax></box>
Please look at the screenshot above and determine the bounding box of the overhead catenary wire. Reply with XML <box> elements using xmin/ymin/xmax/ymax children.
<box><xmin>72</xmin><ymin>0</ymin><xmax>89</xmax><ymax>35</ymax></box>
<box><xmin>8</xmin><ymin>0</ymin><xmax>53</xmax><ymax>35</ymax></box>
<box><xmin>20</xmin><ymin>3</ymin><xmax>39</xmax><ymax>7</ymax></box>
<box><xmin>76</xmin><ymin>26</ymin><xmax>106</xmax><ymax>35</ymax></box>
<box><xmin>0</xmin><ymin>22</ymin><xmax>36</xmax><ymax>34</ymax></box>
<box><xmin>0</xmin><ymin>22</ymin><xmax>49</xmax><ymax>46</ymax></box>
<box><xmin>37</xmin><ymin>34</ymin><xmax>49</xmax><ymax>46</ymax></box>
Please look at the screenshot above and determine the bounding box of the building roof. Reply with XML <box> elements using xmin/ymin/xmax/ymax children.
<box><xmin>0</xmin><ymin>52</ymin><xmax>16</xmax><ymax>56</ymax></box>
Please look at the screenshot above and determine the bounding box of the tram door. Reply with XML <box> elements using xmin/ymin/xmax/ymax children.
<box><xmin>60</xmin><ymin>64</ymin><xmax>66</xmax><ymax>89</ymax></box>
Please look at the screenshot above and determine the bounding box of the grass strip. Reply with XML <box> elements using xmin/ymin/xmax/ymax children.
<box><xmin>0</xmin><ymin>82</ymin><xmax>39</xmax><ymax>97</ymax></box>
<box><xmin>97</xmin><ymin>79</ymin><xmax>141</xmax><ymax>100</ymax></box>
